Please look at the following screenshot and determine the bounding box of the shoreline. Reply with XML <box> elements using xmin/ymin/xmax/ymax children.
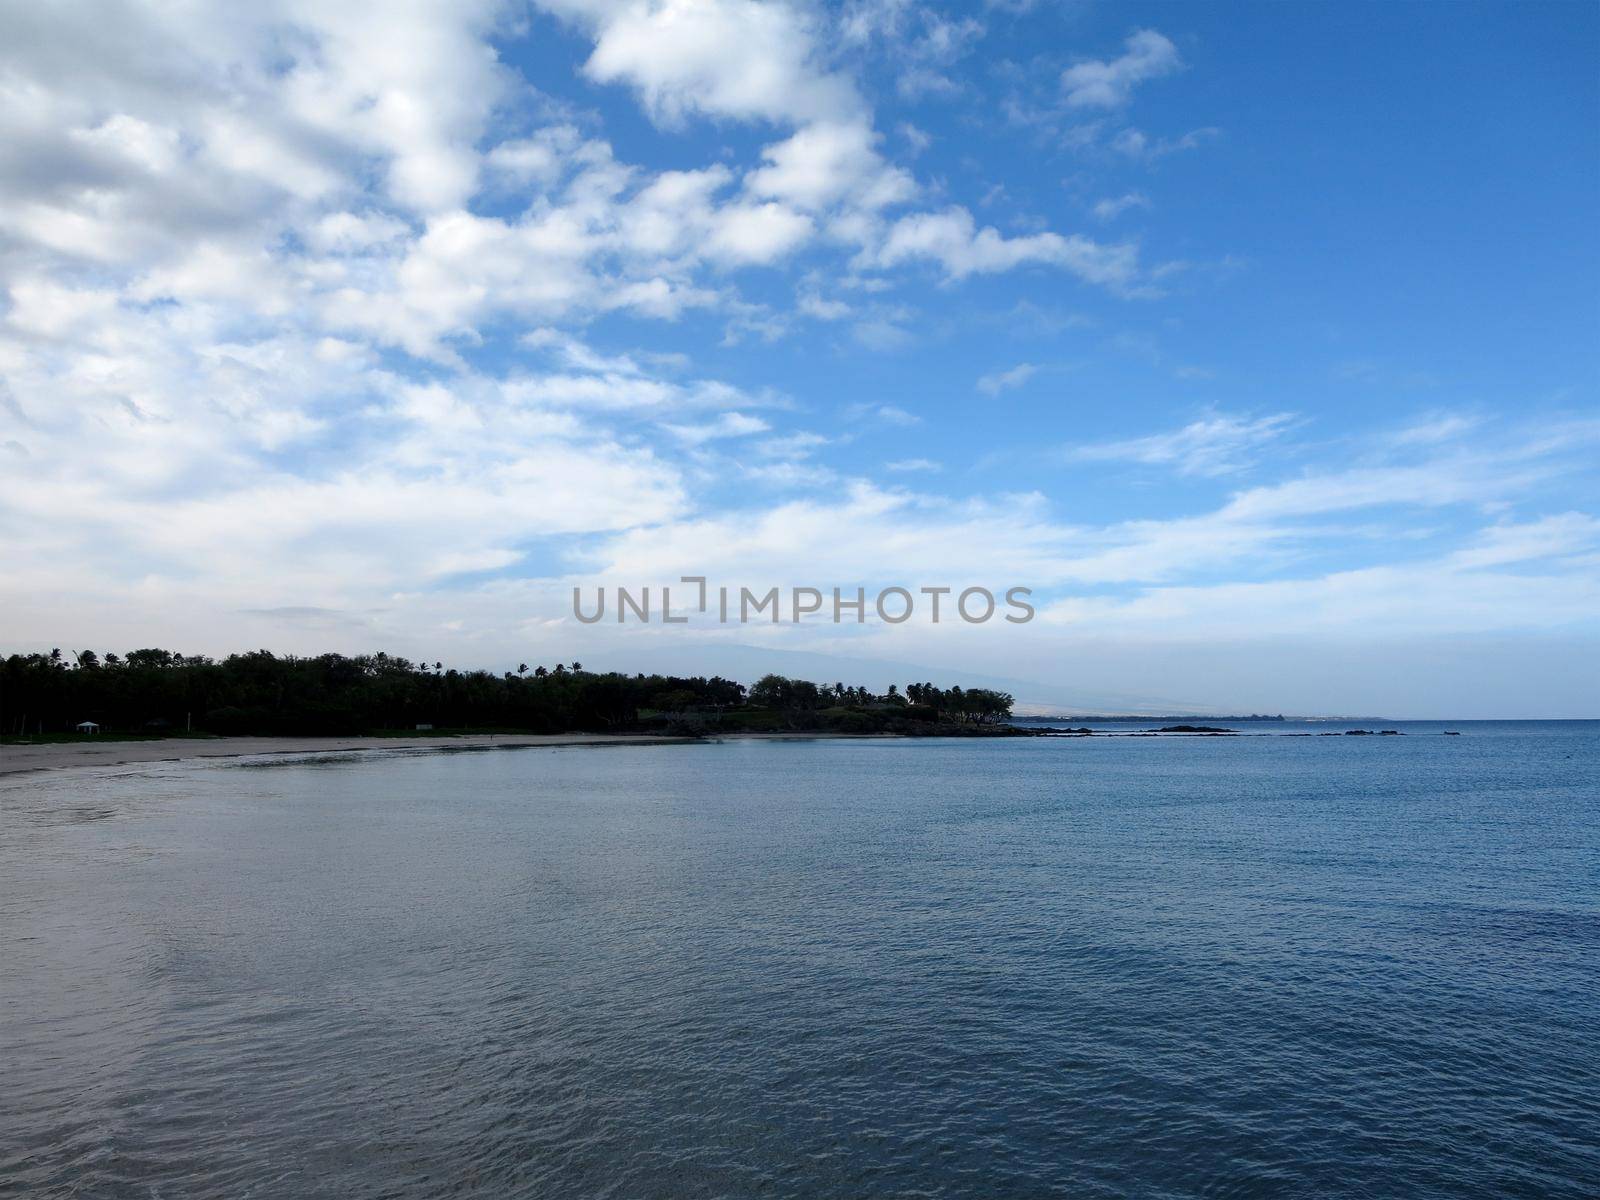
<box><xmin>0</xmin><ymin>730</ymin><xmax>941</xmax><ymax>780</ymax></box>
<box><xmin>0</xmin><ymin>722</ymin><xmax>1476</xmax><ymax>781</ymax></box>
<box><xmin>0</xmin><ymin>732</ymin><xmax>713</xmax><ymax>780</ymax></box>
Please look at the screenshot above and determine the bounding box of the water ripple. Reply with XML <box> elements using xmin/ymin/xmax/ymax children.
<box><xmin>3</xmin><ymin>728</ymin><xmax>1598</xmax><ymax>1197</ymax></box>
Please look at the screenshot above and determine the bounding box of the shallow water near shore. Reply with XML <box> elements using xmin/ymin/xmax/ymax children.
<box><xmin>3</xmin><ymin>723</ymin><xmax>1598</xmax><ymax>1198</ymax></box>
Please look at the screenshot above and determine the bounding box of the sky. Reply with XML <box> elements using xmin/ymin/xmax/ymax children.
<box><xmin>1</xmin><ymin>0</ymin><xmax>1597</xmax><ymax>717</ymax></box>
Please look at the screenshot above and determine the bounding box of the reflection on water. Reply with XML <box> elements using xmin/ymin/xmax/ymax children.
<box><xmin>3</xmin><ymin>725</ymin><xmax>1598</xmax><ymax>1198</ymax></box>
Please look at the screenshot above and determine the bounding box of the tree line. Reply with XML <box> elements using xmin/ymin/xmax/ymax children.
<box><xmin>746</xmin><ymin>675</ymin><xmax>1014</xmax><ymax>724</ymax></box>
<box><xmin>1</xmin><ymin>649</ymin><xmax>1013</xmax><ymax>737</ymax></box>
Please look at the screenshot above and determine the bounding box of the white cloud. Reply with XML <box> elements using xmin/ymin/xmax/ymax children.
<box><xmin>558</xmin><ymin>0</ymin><xmax>860</xmax><ymax>127</ymax></box>
<box><xmin>704</xmin><ymin>202</ymin><xmax>815</xmax><ymax>265</ymax></box>
<box><xmin>978</xmin><ymin>363</ymin><xmax>1038</xmax><ymax>396</ymax></box>
<box><xmin>1061</xmin><ymin>30</ymin><xmax>1181</xmax><ymax>109</ymax></box>
<box><xmin>1389</xmin><ymin>413</ymin><xmax>1481</xmax><ymax>445</ymax></box>
<box><xmin>853</xmin><ymin>319</ymin><xmax>914</xmax><ymax>351</ymax></box>
<box><xmin>898</xmin><ymin>122</ymin><xmax>933</xmax><ymax>155</ymax></box>
<box><xmin>867</xmin><ymin>206</ymin><xmax>1140</xmax><ymax>289</ymax></box>
<box><xmin>3</xmin><ymin>1</ymin><xmax>1593</xmax><ymax>714</ymax></box>
<box><xmin>1039</xmin><ymin>508</ymin><xmax>1600</xmax><ymax>642</ymax></box>
<box><xmin>1447</xmin><ymin>513</ymin><xmax>1600</xmax><ymax>569</ymax></box>
<box><xmin>569</xmin><ymin>428</ymin><xmax>1600</xmax><ymax>620</ymax></box>
<box><xmin>1068</xmin><ymin>412</ymin><xmax>1296</xmax><ymax>477</ymax></box>
<box><xmin>1216</xmin><ymin>461</ymin><xmax>1506</xmax><ymax>522</ymax></box>
<box><xmin>846</xmin><ymin>403</ymin><xmax>921</xmax><ymax>426</ymax></box>
<box><xmin>306</xmin><ymin>211</ymin><xmax>413</xmax><ymax>254</ymax></box>
<box><xmin>912</xmin><ymin>13</ymin><xmax>986</xmax><ymax>64</ymax></box>
<box><xmin>1112</xmin><ymin>126</ymin><xmax>1218</xmax><ymax>161</ymax></box>
<box><xmin>1041</xmin><ymin>559</ymin><xmax>1600</xmax><ymax>641</ymax></box>
<box><xmin>894</xmin><ymin>12</ymin><xmax>985</xmax><ymax>99</ymax></box>
<box><xmin>746</xmin><ymin>121</ymin><xmax>914</xmax><ymax>212</ymax></box>
<box><xmin>0</xmin><ymin>309</ymin><xmax>702</xmax><ymax>602</ymax></box>
<box><xmin>798</xmin><ymin>287</ymin><xmax>852</xmax><ymax>320</ymax></box>
<box><xmin>838</xmin><ymin>0</ymin><xmax>911</xmax><ymax>46</ymax></box>
<box><xmin>1092</xmin><ymin>192</ymin><xmax>1150</xmax><ymax>221</ymax></box>
<box><xmin>756</xmin><ymin>431</ymin><xmax>829</xmax><ymax>458</ymax></box>
<box><xmin>540</xmin><ymin>419</ymin><xmax>1600</xmax><ymax>666</ymax></box>
<box><xmin>485</xmin><ymin>126</ymin><xmax>584</xmax><ymax>188</ymax></box>
<box><xmin>838</xmin><ymin>2</ymin><xmax>983</xmax><ymax>100</ymax></box>
<box><xmin>663</xmin><ymin>411</ymin><xmax>772</xmax><ymax>444</ymax></box>
<box><xmin>530</xmin><ymin>0</ymin><xmax>948</xmax><ymax>294</ymax></box>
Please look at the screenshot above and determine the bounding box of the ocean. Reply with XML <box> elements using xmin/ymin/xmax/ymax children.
<box><xmin>3</xmin><ymin>723</ymin><xmax>1597</xmax><ymax>1197</ymax></box>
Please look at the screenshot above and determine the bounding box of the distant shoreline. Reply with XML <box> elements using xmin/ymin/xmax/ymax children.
<box><xmin>1015</xmin><ymin>714</ymin><xmax>1296</xmax><ymax>723</ymax></box>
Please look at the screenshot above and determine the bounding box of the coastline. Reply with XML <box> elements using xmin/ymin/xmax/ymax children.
<box><xmin>0</xmin><ymin>732</ymin><xmax>708</xmax><ymax>779</ymax></box>
<box><xmin>1</xmin><ymin>721</ymin><xmax>1487</xmax><ymax>781</ymax></box>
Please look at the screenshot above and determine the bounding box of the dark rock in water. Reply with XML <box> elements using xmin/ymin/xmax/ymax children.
<box><xmin>1149</xmin><ymin>725</ymin><xmax>1237</xmax><ymax>734</ymax></box>
<box><xmin>1443</xmin><ymin>731</ymin><xmax>1461</xmax><ymax>736</ymax></box>
<box><xmin>1338</xmin><ymin>729</ymin><xmax>1403</xmax><ymax>736</ymax></box>
<box><xmin>1378</xmin><ymin>730</ymin><xmax>1401</xmax><ymax>735</ymax></box>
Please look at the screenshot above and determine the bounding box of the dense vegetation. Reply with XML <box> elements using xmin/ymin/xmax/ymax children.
<box><xmin>1</xmin><ymin>649</ymin><xmax>1015</xmax><ymax>738</ymax></box>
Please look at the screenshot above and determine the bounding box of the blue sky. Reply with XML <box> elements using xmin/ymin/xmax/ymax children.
<box><xmin>1</xmin><ymin>0</ymin><xmax>1596</xmax><ymax>715</ymax></box>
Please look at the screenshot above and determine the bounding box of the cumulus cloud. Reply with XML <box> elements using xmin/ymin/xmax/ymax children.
<box><xmin>1061</xmin><ymin>30</ymin><xmax>1181</xmax><ymax>109</ymax></box>
<box><xmin>0</xmin><ymin>313</ymin><xmax>691</xmax><ymax>603</ymax></box>
<box><xmin>3</xmin><ymin>0</ymin><xmax>1593</xmax><ymax>707</ymax></box>
<box><xmin>703</xmin><ymin>202</ymin><xmax>815</xmax><ymax>265</ymax></box>
<box><xmin>745</xmin><ymin>121</ymin><xmax>914</xmax><ymax>212</ymax></box>
<box><xmin>867</xmin><ymin>207</ymin><xmax>1141</xmax><ymax>288</ymax></box>
<box><xmin>554</xmin><ymin>0</ymin><xmax>860</xmax><ymax>127</ymax></box>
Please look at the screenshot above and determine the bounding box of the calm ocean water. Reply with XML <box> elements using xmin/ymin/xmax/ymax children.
<box><xmin>3</xmin><ymin>723</ymin><xmax>1597</xmax><ymax>1198</ymax></box>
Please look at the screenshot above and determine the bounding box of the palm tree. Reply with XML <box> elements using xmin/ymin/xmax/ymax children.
<box><xmin>517</xmin><ymin>663</ymin><xmax>528</xmax><ymax>676</ymax></box>
<box><xmin>570</xmin><ymin>661</ymin><xmax>582</xmax><ymax>673</ymax></box>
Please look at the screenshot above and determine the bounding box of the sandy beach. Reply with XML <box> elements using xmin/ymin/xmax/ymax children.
<box><xmin>0</xmin><ymin>733</ymin><xmax>702</xmax><ymax>779</ymax></box>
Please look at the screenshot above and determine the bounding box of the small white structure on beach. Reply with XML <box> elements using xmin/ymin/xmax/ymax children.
<box><xmin>75</xmin><ymin>720</ymin><xmax>100</xmax><ymax>734</ymax></box>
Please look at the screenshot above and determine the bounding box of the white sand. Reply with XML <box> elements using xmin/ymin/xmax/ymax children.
<box><xmin>0</xmin><ymin>733</ymin><xmax>699</xmax><ymax>779</ymax></box>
